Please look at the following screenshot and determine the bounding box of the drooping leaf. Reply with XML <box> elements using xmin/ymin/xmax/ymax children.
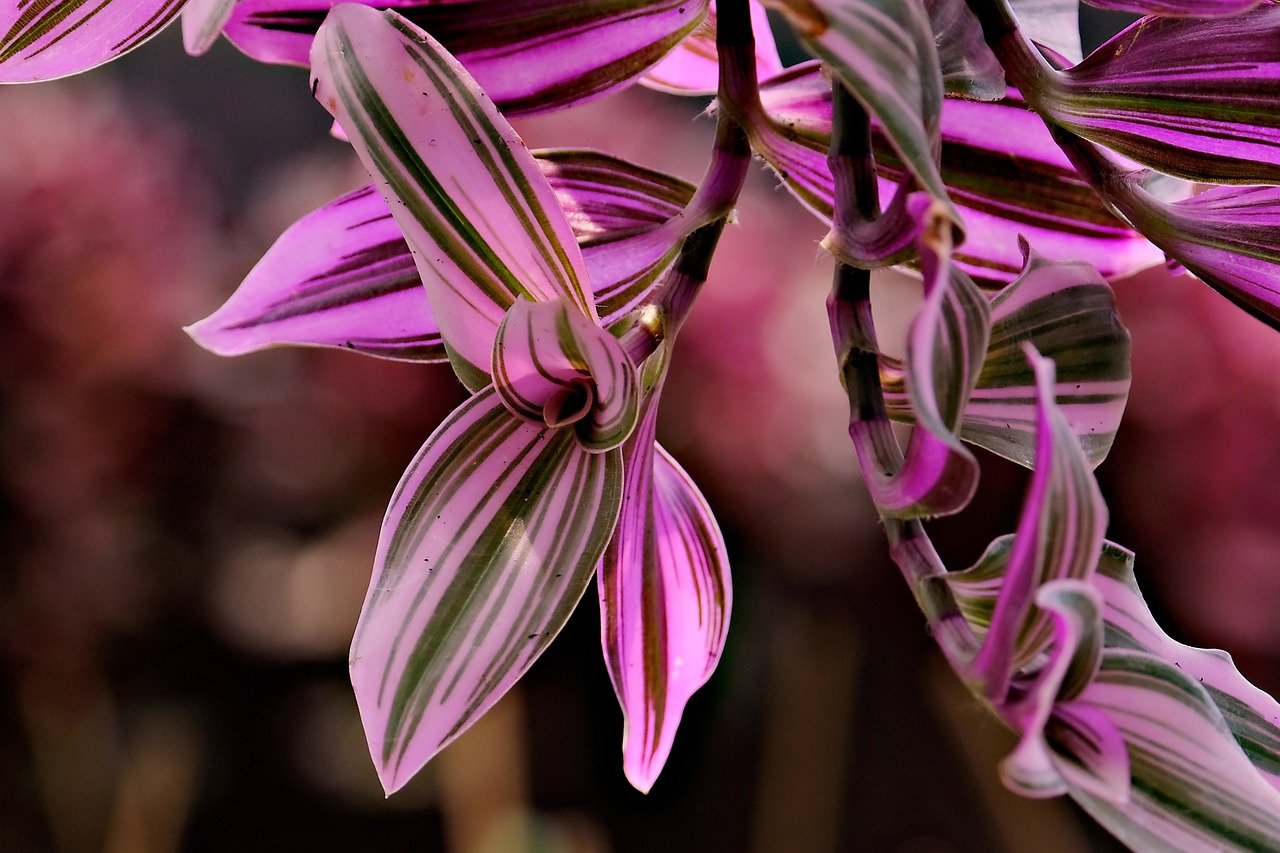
<box><xmin>966</xmin><ymin>346</ymin><xmax>1107</xmax><ymax>698</ymax></box>
<box><xmin>599</xmin><ymin>355</ymin><xmax>730</xmax><ymax>793</ymax></box>
<box><xmin>925</xmin><ymin>0</ymin><xmax>1005</xmax><ymax>100</ymax></box>
<box><xmin>862</xmin><ymin>198</ymin><xmax>989</xmax><ymax>518</ymax></box>
<box><xmin>765</xmin><ymin>0</ymin><xmax>957</xmax><ymax>223</ymax></box>
<box><xmin>227</xmin><ymin>0</ymin><xmax>708</xmax><ymax>115</ymax></box>
<box><xmin>1048</xmin><ymin>8</ymin><xmax>1280</xmax><ymax>185</ymax></box>
<box><xmin>0</xmin><ymin>0</ymin><xmax>184</xmax><ymax>82</ymax></box>
<box><xmin>492</xmin><ymin>299</ymin><xmax>639</xmax><ymax>452</ymax></box>
<box><xmin>641</xmin><ymin>0</ymin><xmax>782</xmax><ymax>95</ymax></box>
<box><xmin>182</xmin><ymin>0</ymin><xmax>236</xmax><ymax>55</ymax></box>
<box><xmin>883</xmin><ymin>243</ymin><xmax>1133</xmax><ymax>469</ymax></box>
<box><xmin>749</xmin><ymin>64</ymin><xmax>1162</xmax><ymax>284</ymax></box>
<box><xmin>186</xmin><ymin>151</ymin><xmax>694</xmax><ymax>363</ymax></box>
<box><xmin>1008</xmin><ymin>0</ymin><xmax>1082</xmax><ymax>65</ymax></box>
<box><xmin>352</xmin><ymin>387</ymin><xmax>623</xmax><ymax>794</ymax></box>
<box><xmin>1093</xmin><ymin>542</ymin><xmax>1280</xmax><ymax>796</ymax></box>
<box><xmin>1116</xmin><ymin>181</ymin><xmax>1280</xmax><ymax>332</ymax></box>
<box><xmin>311</xmin><ymin>5</ymin><xmax>595</xmax><ymax>390</ymax></box>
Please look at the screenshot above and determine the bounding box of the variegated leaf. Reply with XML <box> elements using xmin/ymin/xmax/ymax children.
<box><xmin>311</xmin><ymin>5</ymin><xmax>595</xmax><ymax>391</ymax></box>
<box><xmin>1094</xmin><ymin>542</ymin><xmax>1280</xmax><ymax>796</ymax></box>
<box><xmin>353</xmin><ymin>387</ymin><xmax>623</xmax><ymax>794</ymax></box>
<box><xmin>1069</xmin><ymin>650</ymin><xmax>1280</xmax><ymax>851</ymax></box>
<box><xmin>1048</xmin><ymin>8</ymin><xmax>1280</xmax><ymax>185</ymax></box>
<box><xmin>599</xmin><ymin>355</ymin><xmax>730</xmax><ymax>792</ymax></box>
<box><xmin>967</xmin><ymin>346</ymin><xmax>1107</xmax><ymax>698</ymax></box>
<box><xmin>883</xmin><ymin>243</ymin><xmax>1132</xmax><ymax>468</ymax></box>
<box><xmin>186</xmin><ymin>151</ymin><xmax>694</xmax><ymax>363</ymax></box>
<box><xmin>492</xmin><ymin>299</ymin><xmax>639</xmax><ymax>452</ymax></box>
<box><xmin>749</xmin><ymin>64</ymin><xmax>1163</xmax><ymax>284</ymax></box>
<box><xmin>0</xmin><ymin>0</ymin><xmax>184</xmax><ymax>82</ymax></box>
<box><xmin>863</xmin><ymin>198</ymin><xmax>989</xmax><ymax>518</ymax></box>
<box><xmin>641</xmin><ymin>0</ymin><xmax>782</xmax><ymax>96</ymax></box>
<box><xmin>227</xmin><ymin>0</ymin><xmax>707</xmax><ymax>115</ymax></box>
<box><xmin>182</xmin><ymin>0</ymin><xmax>236</xmax><ymax>55</ymax></box>
<box><xmin>765</xmin><ymin>0</ymin><xmax>956</xmax><ymax>223</ymax></box>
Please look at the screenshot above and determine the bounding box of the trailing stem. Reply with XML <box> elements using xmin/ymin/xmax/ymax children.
<box><xmin>825</xmin><ymin>83</ymin><xmax>979</xmax><ymax>671</ymax></box>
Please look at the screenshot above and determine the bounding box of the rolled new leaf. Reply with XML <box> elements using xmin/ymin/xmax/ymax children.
<box><xmin>183</xmin><ymin>0</ymin><xmax>237</xmax><ymax>55</ymax></box>
<box><xmin>353</xmin><ymin>387</ymin><xmax>623</xmax><ymax>793</ymax></box>
<box><xmin>641</xmin><ymin>0</ymin><xmax>782</xmax><ymax>96</ymax></box>
<box><xmin>858</xmin><ymin>198</ymin><xmax>989</xmax><ymax>517</ymax></box>
<box><xmin>1045</xmin><ymin>8</ymin><xmax>1280</xmax><ymax>185</ymax></box>
<box><xmin>748</xmin><ymin>65</ymin><xmax>1162</xmax><ymax>283</ymax></box>
<box><xmin>186</xmin><ymin>151</ymin><xmax>695</xmax><ymax>363</ymax></box>
<box><xmin>228</xmin><ymin>0</ymin><xmax>708</xmax><ymax>115</ymax></box>
<box><xmin>968</xmin><ymin>346</ymin><xmax>1107</xmax><ymax>699</ymax></box>
<box><xmin>765</xmin><ymin>0</ymin><xmax>957</xmax><ymax>225</ymax></box>
<box><xmin>883</xmin><ymin>242</ymin><xmax>1133</xmax><ymax>469</ymax></box>
<box><xmin>925</xmin><ymin>0</ymin><xmax>1004</xmax><ymax>101</ymax></box>
<box><xmin>311</xmin><ymin>4</ymin><xmax>596</xmax><ymax>390</ymax></box>
<box><xmin>0</xmin><ymin>0</ymin><xmax>184</xmax><ymax>82</ymax></box>
<box><xmin>492</xmin><ymin>299</ymin><xmax>639</xmax><ymax>452</ymax></box>
<box><xmin>599</xmin><ymin>355</ymin><xmax>731</xmax><ymax>793</ymax></box>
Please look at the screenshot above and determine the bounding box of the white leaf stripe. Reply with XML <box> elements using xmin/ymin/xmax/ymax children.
<box><xmin>352</xmin><ymin>388</ymin><xmax>622</xmax><ymax>791</ymax></box>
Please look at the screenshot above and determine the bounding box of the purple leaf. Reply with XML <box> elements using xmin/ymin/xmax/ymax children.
<box><xmin>0</xmin><ymin>0</ymin><xmax>184</xmax><ymax>82</ymax></box>
<box><xmin>1083</xmin><ymin>0</ymin><xmax>1260</xmax><ymax>17</ymax></box>
<box><xmin>884</xmin><ymin>243</ymin><xmax>1133</xmax><ymax>469</ymax></box>
<box><xmin>311</xmin><ymin>5</ymin><xmax>596</xmax><ymax>390</ymax></box>
<box><xmin>1117</xmin><ymin>182</ymin><xmax>1280</xmax><ymax>331</ymax></box>
<box><xmin>1049</xmin><ymin>8</ymin><xmax>1280</xmax><ymax>184</ymax></box>
<box><xmin>599</xmin><ymin>359</ymin><xmax>730</xmax><ymax>793</ymax></box>
<box><xmin>642</xmin><ymin>0</ymin><xmax>782</xmax><ymax>96</ymax></box>
<box><xmin>750</xmin><ymin>65</ymin><xmax>1163</xmax><ymax>284</ymax></box>
<box><xmin>226</xmin><ymin>0</ymin><xmax>708</xmax><ymax>115</ymax></box>
<box><xmin>968</xmin><ymin>346</ymin><xmax>1107</xmax><ymax>698</ymax></box>
<box><xmin>186</xmin><ymin>151</ymin><xmax>694</xmax><ymax>363</ymax></box>
<box><xmin>352</xmin><ymin>387</ymin><xmax>624</xmax><ymax>794</ymax></box>
<box><xmin>492</xmin><ymin>299</ymin><xmax>639</xmax><ymax>452</ymax></box>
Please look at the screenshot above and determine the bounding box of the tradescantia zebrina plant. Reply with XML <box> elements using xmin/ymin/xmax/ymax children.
<box><xmin>10</xmin><ymin>0</ymin><xmax>1280</xmax><ymax>845</ymax></box>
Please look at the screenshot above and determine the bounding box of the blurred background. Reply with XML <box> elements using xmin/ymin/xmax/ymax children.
<box><xmin>2</xmin><ymin>11</ymin><xmax>1280</xmax><ymax>853</ymax></box>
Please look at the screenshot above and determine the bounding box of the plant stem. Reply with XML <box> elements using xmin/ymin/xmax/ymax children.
<box><xmin>825</xmin><ymin>83</ymin><xmax>979</xmax><ymax>670</ymax></box>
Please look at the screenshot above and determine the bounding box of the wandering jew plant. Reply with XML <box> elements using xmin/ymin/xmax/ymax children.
<box><xmin>9</xmin><ymin>0</ymin><xmax>1280</xmax><ymax>846</ymax></box>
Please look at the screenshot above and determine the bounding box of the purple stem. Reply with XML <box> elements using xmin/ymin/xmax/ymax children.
<box><xmin>618</xmin><ymin>0</ymin><xmax>755</xmax><ymax>362</ymax></box>
<box><xmin>825</xmin><ymin>84</ymin><xmax>979</xmax><ymax>670</ymax></box>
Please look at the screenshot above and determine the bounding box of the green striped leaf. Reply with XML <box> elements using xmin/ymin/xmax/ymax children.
<box><xmin>884</xmin><ymin>243</ymin><xmax>1132</xmax><ymax>469</ymax></box>
<box><xmin>311</xmin><ymin>5</ymin><xmax>596</xmax><ymax>391</ymax></box>
<box><xmin>492</xmin><ymin>299</ymin><xmax>639</xmax><ymax>452</ymax></box>
<box><xmin>966</xmin><ymin>346</ymin><xmax>1107</xmax><ymax>698</ymax></box>
<box><xmin>1070</xmin><ymin>650</ymin><xmax>1280</xmax><ymax>850</ymax></box>
<box><xmin>353</xmin><ymin>387</ymin><xmax>624</xmax><ymax>794</ymax></box>
<box><xmin>599</xmin><ymin>352</ymin><xmax>731</xmax><ymax>792</ymax></box>
<box><xmin>0</xmin><ymin>0</ymin><xmax>183</xmax><ymax>81</ymax></box>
